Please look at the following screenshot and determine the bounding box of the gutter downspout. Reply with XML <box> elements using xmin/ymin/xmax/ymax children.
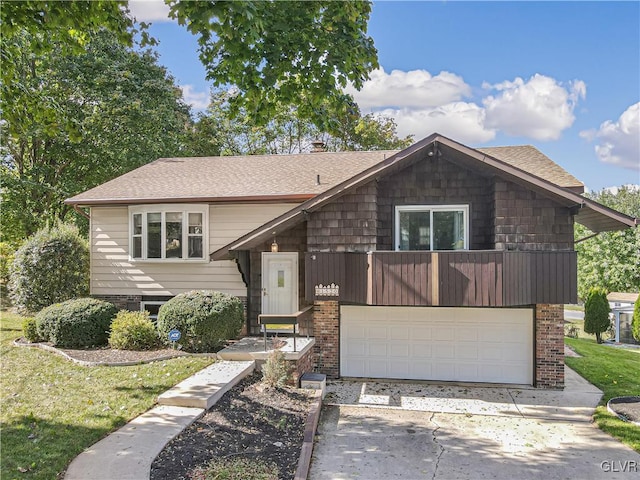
<box><xmin>73</xmin><ymin>204</ymin><xmax>90</xmax><ymax>220</ymax></box>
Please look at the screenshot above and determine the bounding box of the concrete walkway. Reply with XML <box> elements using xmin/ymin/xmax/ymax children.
<box><xmin>310</xmin><ymin>366</ymin><xmax>640</xmax><ymax>480</ymax></box>
<box><xmin>65</xmin><ymin>361</ymin><xmax>254</xmax><ymax>480</ymax></box>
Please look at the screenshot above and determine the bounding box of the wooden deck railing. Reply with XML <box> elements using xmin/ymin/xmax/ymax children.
<box><xmin>305</xmin><ymin>250</ymin><xmax>577</xmax><ymax>307</ymax></box>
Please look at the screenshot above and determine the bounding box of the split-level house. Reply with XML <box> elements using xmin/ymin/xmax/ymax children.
<box><xmin>66</xmin><ymin>134</ymin><xmax>637</xmax><ymax>389</ymax></box>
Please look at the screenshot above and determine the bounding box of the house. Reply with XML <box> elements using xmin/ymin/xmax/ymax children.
<box><xmin>607</xmin><ymin>292</ymin><xmax>639</xmax><ymax>344</ymax></box>
<box><xmin>66</xmin><ymin>133</ymin><xmax>637</xmax><ymax>389</ymax></box>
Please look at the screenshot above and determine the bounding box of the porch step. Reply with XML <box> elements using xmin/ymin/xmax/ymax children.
<box><xmin>157</xmin><ymin>360</ymin><xmax>255</xmax><ymax>409</ymax></box>
<box><xmin>217</xmin><ymin>336</ymin><xmax>316</xmax><ymax>361</ymax></box>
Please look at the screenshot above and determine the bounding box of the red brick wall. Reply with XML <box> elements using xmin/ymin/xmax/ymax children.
<box><xmin>313</xmin><ymin>300</ymin><xmax>340</xmax><ymax>378</ymax></box>
<box><xmin>92</xmin><ymin>294</ymin><xmax>142</xmax><ymax>311</ymax></box>
<box><xmin>535</xmin><ymin>304</ymin><xmax>565</xmax><ymax>389</ymax></box>
<box><xmin>291</xmin><ymin>347</ymin><xmax>315</xmax><ymax>386</ymax></box>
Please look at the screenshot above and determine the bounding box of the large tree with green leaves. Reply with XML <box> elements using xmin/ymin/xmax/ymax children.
<box><xmin>167</xmin><ymin>0</ymin><xmax>379</xmax><ymax>131</ymax></box>
<box><xmin>1</xmin><ymin>29</ymin><xmax>191</xmax><ymax>243</ymax></box>
<box><xmin>575</xmin><ymin>186</ymin><xmax>640</xmax><ymax>300</ymax></box>
<box><xmin>186</xmin><ymin>90</ymin><xmax>411</xmax><ymax>157</ymax></box>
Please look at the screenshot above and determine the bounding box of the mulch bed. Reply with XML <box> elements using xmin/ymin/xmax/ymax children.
<box><xmin>150</xmin><ymin>372</ymin><xmax>316</xmax><ymax>480</ymax></box>
<box><xmin>608</xmin><ymin>396</ymin><xmax>640</xmax><ymax>424</ymax></box>
<box><xmin>14</xmin><ymin>338</ymin><xmax>191</xmax><ymax>365</ymax></box>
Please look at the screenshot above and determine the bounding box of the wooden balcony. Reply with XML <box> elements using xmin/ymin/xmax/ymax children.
<box><xmin>305</xmin><ymin>250</ymin><xmax>577</xmax><ymax>307</ymax></box>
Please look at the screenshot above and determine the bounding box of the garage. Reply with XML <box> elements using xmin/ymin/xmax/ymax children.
<box><xmin>340</xmin><ymin>306</ymin><xmax>533</xmax><ymax>385</ymax></box>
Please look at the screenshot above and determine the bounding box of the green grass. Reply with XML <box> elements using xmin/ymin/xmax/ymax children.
<box><xmin>0</xmin><ymin>311</ymin><xmax>215</xmax><ymax>480</ymax></box>
<box><xmin>565</xmin><ymin>337</ymin><xmax>640</xmax><ymax>452</ymax></box>
<box><xmin>564</xmin><ymin>304</ymin><xmax>584</xmax><ymax>312</ymax></box>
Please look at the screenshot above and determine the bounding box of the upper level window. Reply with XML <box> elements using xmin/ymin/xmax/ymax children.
<box><xmin>129</xmin><ymin>205</ymin><xmax>207</xmax><ymax>261</ymax></box>
<box><xmin>395</xmin><ymin>205</ymin><xmax>469</xmax><ymax>251</ymax></box>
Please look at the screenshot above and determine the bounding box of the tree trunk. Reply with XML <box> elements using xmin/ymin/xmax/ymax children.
<box><xmin>595</xmin><ymin>332</ymin><xmax>602</xmax><ymax>344</ymax></box>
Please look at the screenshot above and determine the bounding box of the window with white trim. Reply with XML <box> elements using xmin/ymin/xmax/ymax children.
<box><xmin>395</xmin><ymin>205</ymin><xmax>469</xmax><ymax>251</ymax></box>
<box><xmin>129</xmin><ymin>205</ymin><xmax>208</xmax><ymax>261</ymax></box>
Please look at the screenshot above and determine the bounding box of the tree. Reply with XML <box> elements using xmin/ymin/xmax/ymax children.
<box><xmin>167</xmin><ymin>0</ymin><xmax>379</xmax><ymax>130</ymax></box>
<box><xmin>583</xmin><ymin>287</ymin><xmax>611</xmax><ymax>344</ymax></box>
<box><xmin>1</xmin><ymin>1</ymin><xmax>135</xmax><ymax>88</ymax></box>
<box><xmin>9</xmin><ymin>223</ymin><xmax>89</xmax><ymax>314</ymax></box>
<box><xmin>575</xmin><ymin>186</ymin><xmax>640</xmax><ymax>300</ymax></box>
<box><xmin>1</xmin><ymin>29</ymin><xmax>192</xmax><ymax>243</ymax></box>
<box><xmin>633</xmin><ymin>295</ymin><xmax>640</xmax><ymax>342</ymax></box>
<box><xmin>185</xmin><ymin>89</ymin><xmax>411</xmax><ymax>157</ymax></box>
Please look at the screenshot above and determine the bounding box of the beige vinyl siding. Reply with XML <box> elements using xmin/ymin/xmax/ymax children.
<box><xmin>90</xmin><ymin>203</ymin><xmax>296</xmax><ymax>297</ymax></box>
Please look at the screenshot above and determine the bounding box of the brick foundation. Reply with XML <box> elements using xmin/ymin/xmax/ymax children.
<box><xmin>92</xmin><ymin>294</ymin><xmax>142</xmax><ymax>311</ymax></box>
<box><xmin>313</xmin><ymin>300</ymin><xmax>340</xmax><ymax>378</ymax></box>
<box><xmin>535</xmin><ymin>304</ymin><xmax>565</xmax><ymax>389</ymax></box>
<box><xmin>292</xmin><ymin>346</ymin><xmax>315</xmax><ymax>385</ymax></box>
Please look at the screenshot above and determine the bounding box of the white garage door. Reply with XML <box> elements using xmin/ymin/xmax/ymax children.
<box><xmin>340</xmin><ymin>306</ymin><xmax>533</xmax><ymax>385</ymax></box>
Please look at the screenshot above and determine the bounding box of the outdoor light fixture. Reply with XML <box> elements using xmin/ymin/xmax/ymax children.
<box><xmin>271</xmin><ymin>233</ymin><xmax>278</xmax><ymax>252</ymax></box>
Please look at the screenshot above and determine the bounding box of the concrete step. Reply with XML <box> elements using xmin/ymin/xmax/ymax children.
<box><xmin>157</xmin><ymin>360</ymin><xmax>255</xmax><ymax>409</ymax></box>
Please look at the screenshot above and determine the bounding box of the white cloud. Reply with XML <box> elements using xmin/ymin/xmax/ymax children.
<box><xmin>581</xmin><ymin>103</ymin><xmax>640</xmax><ymax>170</ymax></box>
<box><xmin>347</xmin><ymin>69</ymin><xmax>587</xmax><ymax>144</ymax></box>
<box><xmin>347</xmin><ymin>68</ymin><xmax>471</xmax><ymax>110</ymax></box>
<box><xmin>378</xmin><ymin>103</ymin><xmax>495</xmax><ymax>144</ymax></box>
<box><xmin>180</xmin><ymin>85</ymin><xmax>210</xmax><ymax>110</ymax></box>
<box><xmin>128</xmin><ymin>0</ymin><xmax>172</xmax><ymax>23</ymax></box>
<box><xmin>482</xmin><ymin>74</ymin><xmax>586</xmax><ymax>140</ymax></box>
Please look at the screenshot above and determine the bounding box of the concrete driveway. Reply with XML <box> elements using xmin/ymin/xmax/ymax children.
<box><xmin>309</xmin><ymin>367</ymin><xmax>640</xmax><ymax>480</ymax></box>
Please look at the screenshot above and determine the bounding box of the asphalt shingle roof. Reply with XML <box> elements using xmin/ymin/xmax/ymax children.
<box><xmin>66</xmin><ymin>144</ymin><xmax>584</xmax><ymax>205</ymax></box>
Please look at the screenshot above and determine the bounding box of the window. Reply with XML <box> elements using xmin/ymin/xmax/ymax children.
<box><xmin>129</xmin><ymin>205</ymin><xmax>208</xmax><ymax>261</ymax></box>
<box><xmin>140</xmin><ymin>301</ymin><xmax>166</xmax><ymax>321</ymax></box>
<box><xmin>395</xmin><ymin>205</ymin><xmax>468</xmax><ymax>251</ymax></box>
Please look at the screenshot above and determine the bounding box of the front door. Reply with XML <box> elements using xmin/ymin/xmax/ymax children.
<box><xmin>261</xmin><ymin>252</ymin><xmax>299</xmax><ymax>315</ymax></box>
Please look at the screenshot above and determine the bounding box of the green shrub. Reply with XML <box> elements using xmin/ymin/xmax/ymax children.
<box><xmin>261</xmin><ymin>349</ymin><xmax>290</xmax><ymax>387</ymax></box>
<box><xmin>584</xmin><ymin>287</ymin><xmax>611</xmax><ymax>344</ymax></box>
<box><xmin>109</xmin><ymin>310</ymin><xmax>159</xmax><ymax>350</ymax></box>
<box><xmin>0</xmin><ymin>241</ymin><xmax>15</xmax><ymax>286</ymax></box>
<box><xmin>191</xmin><ymin>457</ymin><xmax>278</xmax><ymax>480</ymax></box>
<box><xmin>8</xmin><ymin>223</ymin><xmax>89</xmax><ymax>314</ymax></box>
<box><xmin>35</xmin><ymin>298</ymin><xmax>117</xmax><ymax>348</ymax></box>
<box><xmin>22</xmin><ymin>317</ymin><xmax>42</xmax><ymax>343</ymax></box>
<box><xmin>156</xmin><ymin>290</ymin><xmax>243</xmax><ymax>353</ymax></box>
<box><xmin>633</xmin><ymin>295</ymin><xmax>640</xmax><ymax>342</ymax></box>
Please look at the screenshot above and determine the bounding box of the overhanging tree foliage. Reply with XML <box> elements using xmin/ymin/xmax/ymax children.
<box><xmin>1</xmin><ymin>29</ymin><xmax>192</xmax><ymax>242</ymax></box>
<box><xmin>167</xmin><ymin>0</ymin><xmax>379</xmax><ymax>131</ymax></box>
<box><xmin>575</xmin><ymin>186</ymin><xmax>640</xmax><ymax>300</ymax></box>
<box><xmin>583</xmin><ymin>287</ymin><xmax>611</xmax><ymax>344</ymax></box>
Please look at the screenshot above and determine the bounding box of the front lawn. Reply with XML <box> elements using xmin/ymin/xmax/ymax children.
<box><xmin>565</xmin><ymin>337</ymin><xmax>640</xmax><ymax>452</ymax></box>
<box><xmin>0</xmin><ymin>311</ymin><xmax>214</xmax><ymax>480</ymax></box>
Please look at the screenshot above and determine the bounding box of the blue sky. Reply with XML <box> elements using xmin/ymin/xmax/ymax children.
<box><xmin>129</xmin><ymin>1</ymin><xmax>640</xmax><ymax>191</ymax></box>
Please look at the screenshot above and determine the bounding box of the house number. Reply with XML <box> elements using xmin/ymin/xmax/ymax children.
<box><xmin>315</xmin><ymin>283</ymin><xmax>339</xmax><ymax>296</ymax></box>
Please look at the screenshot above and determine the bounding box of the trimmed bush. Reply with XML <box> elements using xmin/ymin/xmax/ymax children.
<box><xmin>157</xmin><ymin>290</ymin><xmax>243</xmax><ymax>353</ymax></box>
<box><xmin>584</xmin><ymin>287</ymin><xmax>611</xmax><ymax>344</ymax></box>
<box><xmin>35</xmin><ymin>298</ymin><xmax>117</xmax><ymax>348</ymax></box>
<box><xmin>109</xmin><ymin>310</ymin><xmax>159</xmax><ymax>350</ymax></box>
<box><xmin>261</xmin><ymin>349</ymin><xmax>290</xmax><ymax>387</ymax></box>
<box><xmin>9</xmin><ymin>223</ymin><xmax>89</xmax><ymax>314</ymax></box>
<box><xmin>633</xmin><ymin>295</ymin><xmax>640</xmax><ymax>342</ymax></box>
<box><xmin>22</xmin><ymin>317</ymin><xmax>42</xmax><ymax>343</ymax></box>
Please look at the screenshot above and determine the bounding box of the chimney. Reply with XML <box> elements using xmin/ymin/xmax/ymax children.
<box><xmin>311</xmin><ymin>140</ymin><xmax>326</xmax><ymax>153</ymax></box>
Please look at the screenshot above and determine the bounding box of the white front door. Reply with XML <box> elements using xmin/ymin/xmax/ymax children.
<box><xmin>261</xmin><ymin>252</ymin><xmax>298</xmax><ymax>315</ymax></box>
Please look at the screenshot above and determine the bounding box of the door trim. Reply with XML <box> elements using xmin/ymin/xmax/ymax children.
<box><xmin>261</xmin><ymin>252</ymin><xmax>299</xmax><ymax>315</ymax></box>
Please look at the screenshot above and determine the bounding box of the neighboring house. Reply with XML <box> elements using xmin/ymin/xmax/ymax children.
<box><xmin>66</xmin><ymin>133</ymin><xmax>638</xmax><ymax>389</ymax></box>
<box><xmin>607</xmin><ymin>292</ymin><xmax>639</xmax><ymax>344</ymax></box>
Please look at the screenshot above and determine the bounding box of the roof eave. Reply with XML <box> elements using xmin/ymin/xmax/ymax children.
<box><xmin>65</xmin><ymin>194</ymin><xmax>315</xmax><ymax>207</ymax></box>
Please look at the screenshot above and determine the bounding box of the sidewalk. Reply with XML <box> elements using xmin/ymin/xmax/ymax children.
<box><xmin>64</xmin><ymin>361</ymin><xmax>254</xmax><ymax>480</ymax></box>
